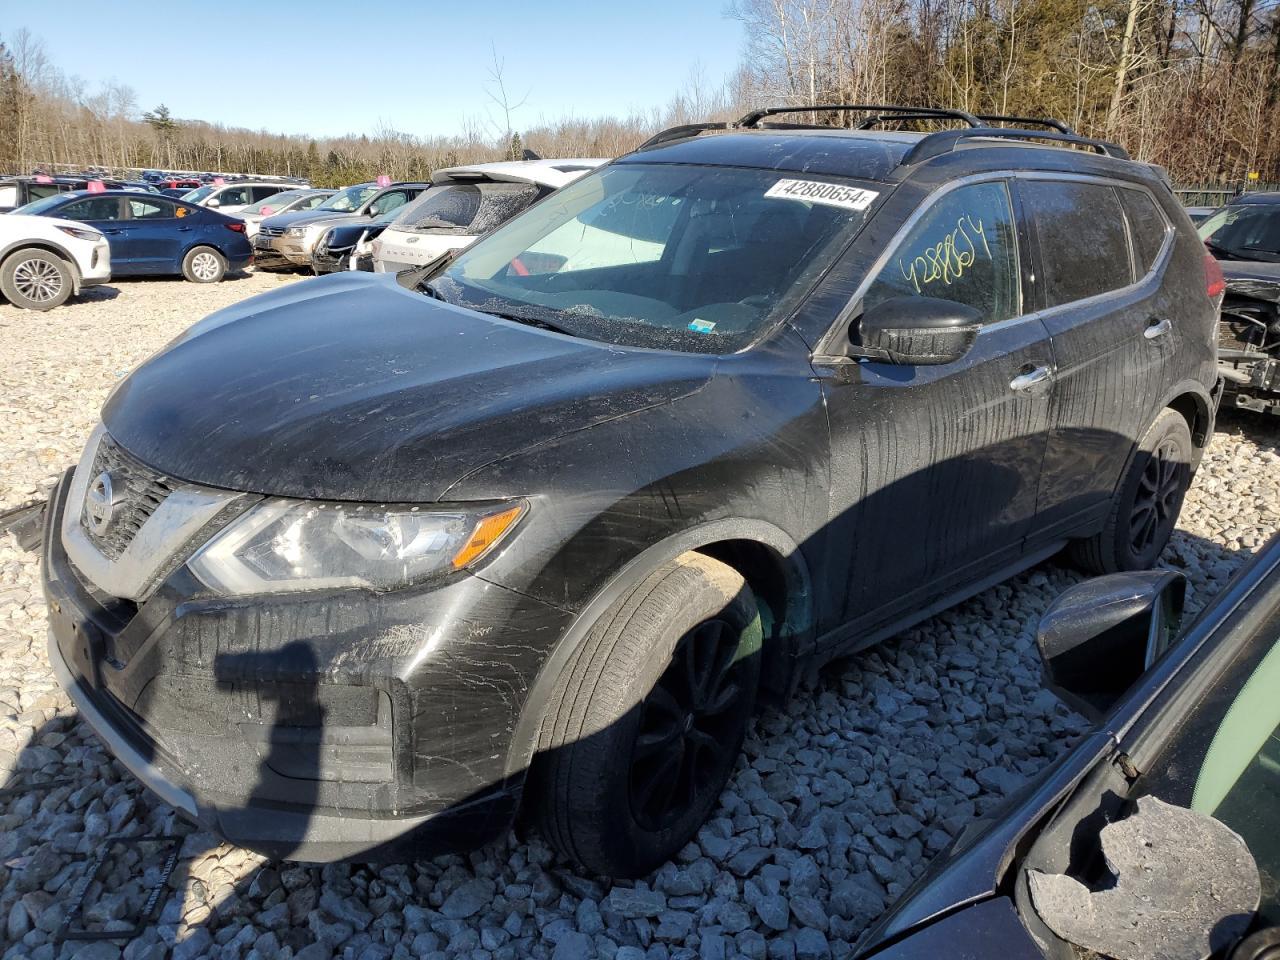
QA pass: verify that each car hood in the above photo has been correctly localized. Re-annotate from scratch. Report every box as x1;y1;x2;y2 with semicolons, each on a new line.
258;208;351;231
101;272;715;502
1222;261;1280;302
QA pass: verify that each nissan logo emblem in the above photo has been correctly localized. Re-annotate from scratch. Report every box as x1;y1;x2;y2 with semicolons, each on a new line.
85;471;123;536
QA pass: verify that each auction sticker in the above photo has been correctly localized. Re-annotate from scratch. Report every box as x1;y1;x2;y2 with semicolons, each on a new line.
765;179;878;211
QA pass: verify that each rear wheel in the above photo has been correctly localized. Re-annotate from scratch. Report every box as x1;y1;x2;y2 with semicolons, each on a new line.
1;249;72;310
1069;409;1193;573
182;246;226;283
535;553;762;877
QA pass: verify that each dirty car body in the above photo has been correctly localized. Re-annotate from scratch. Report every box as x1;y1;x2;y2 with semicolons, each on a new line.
43;109;1221;869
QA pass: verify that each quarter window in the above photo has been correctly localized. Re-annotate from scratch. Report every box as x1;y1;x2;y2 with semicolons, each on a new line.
1024;181;1133;308
1120;189;1170;275
863;180;1021;325
127;198;175;219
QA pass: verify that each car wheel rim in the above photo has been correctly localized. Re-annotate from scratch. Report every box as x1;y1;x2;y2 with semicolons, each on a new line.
191;252;218;280
12;258;62;303
629;617;749;831
1130;438;1182;554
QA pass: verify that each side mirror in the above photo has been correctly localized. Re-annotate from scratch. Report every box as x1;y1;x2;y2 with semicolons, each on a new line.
206;197;220;208
853;296;982;365
1036;571;1186;719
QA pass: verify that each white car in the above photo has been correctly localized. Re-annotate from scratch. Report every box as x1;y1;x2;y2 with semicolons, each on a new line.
234;188;335;239
0;214;111;311
180;181;305;216
372;159;606;274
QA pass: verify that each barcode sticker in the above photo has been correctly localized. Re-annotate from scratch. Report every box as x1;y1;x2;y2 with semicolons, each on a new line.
764;179;879;211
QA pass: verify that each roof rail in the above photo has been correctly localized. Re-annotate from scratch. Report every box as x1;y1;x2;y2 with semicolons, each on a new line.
902;128;1130;165
855;110;972;130
635;121;732;151
973;114;1075;134
737;104;984;129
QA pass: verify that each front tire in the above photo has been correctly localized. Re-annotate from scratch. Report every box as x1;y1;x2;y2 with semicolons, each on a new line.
0;249;72;310
1069;408;1193;573
182;246;226;283
535;553;762;877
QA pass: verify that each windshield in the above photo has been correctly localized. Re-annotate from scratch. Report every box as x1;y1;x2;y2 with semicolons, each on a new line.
319;184;376;213
182;185;213;204
243;190;306;215
1199;202;1280;262
14;193;77;216
434;163;879;353
1135;598;1280;923
392;182;538;234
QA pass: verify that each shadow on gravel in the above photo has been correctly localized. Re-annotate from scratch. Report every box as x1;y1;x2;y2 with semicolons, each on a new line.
0;523;1255;960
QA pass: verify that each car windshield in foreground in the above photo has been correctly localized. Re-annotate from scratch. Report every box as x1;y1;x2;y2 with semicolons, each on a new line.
433;163;880;353
182;185;214;203
319;185;376;213
1199;203;1280;262
1131;606;1280;925
13;193;78;216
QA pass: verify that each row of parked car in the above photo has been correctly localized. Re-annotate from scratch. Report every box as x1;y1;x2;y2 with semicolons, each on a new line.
0;159;608;309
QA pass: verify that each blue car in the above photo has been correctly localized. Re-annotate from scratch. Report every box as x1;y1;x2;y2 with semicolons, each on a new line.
13;190;253;282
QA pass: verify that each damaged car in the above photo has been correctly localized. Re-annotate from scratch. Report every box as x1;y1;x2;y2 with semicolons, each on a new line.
371;159;606;274
854;532;1280;960
1200;193;1280;415
44;105;1221;876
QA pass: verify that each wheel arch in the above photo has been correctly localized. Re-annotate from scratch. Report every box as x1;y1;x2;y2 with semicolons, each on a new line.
1160;380;1215;451
0;240;83;293
504;517;815;781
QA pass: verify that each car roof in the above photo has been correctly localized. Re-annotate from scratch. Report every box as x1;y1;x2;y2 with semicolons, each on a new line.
620;127;1147;184
1228;192;1280;204
433;158;608;189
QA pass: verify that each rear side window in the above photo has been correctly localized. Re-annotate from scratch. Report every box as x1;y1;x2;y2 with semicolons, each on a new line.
863;180;1021;325
128;198;175;219
1024;181;1133;308
1120;189;1170;275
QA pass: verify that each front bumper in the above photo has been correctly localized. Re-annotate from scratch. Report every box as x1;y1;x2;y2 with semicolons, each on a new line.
41;469;572;860
81;240;112;285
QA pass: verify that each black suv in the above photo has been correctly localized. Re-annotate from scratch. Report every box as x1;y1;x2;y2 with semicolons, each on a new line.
43;106;1222;877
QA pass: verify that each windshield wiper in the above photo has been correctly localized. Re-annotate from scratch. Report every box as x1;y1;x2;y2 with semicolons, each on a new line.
471;307;575;336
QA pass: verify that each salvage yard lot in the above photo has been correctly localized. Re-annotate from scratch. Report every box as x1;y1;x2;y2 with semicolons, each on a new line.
0;274;1278;960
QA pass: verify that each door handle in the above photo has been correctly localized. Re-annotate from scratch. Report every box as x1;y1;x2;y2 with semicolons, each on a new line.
1144;317;1172;340
101;228;123;235
1010;365;1053;392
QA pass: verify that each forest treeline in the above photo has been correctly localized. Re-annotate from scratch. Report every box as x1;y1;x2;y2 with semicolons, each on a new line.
2;0;1279;186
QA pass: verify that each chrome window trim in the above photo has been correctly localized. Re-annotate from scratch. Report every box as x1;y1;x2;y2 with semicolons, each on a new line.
61;425;247;602
815;169;1176;359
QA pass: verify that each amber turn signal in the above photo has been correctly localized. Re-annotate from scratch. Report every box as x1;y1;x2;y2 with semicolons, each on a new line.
451;504;525;569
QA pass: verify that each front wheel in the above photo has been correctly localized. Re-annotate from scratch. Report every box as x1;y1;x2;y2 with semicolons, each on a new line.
182;246;226;283
534;553;762;877
1069;408;1193;573
1;249;72;310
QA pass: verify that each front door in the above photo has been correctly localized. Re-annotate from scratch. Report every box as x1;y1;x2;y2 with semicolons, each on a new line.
58;196;131;271
818;178;1055;643
1018;177;1175;543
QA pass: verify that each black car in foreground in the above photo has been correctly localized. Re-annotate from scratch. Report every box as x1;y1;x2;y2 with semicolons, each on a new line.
857;532;1280;960
1200;193;1280;415
43;105;1222;877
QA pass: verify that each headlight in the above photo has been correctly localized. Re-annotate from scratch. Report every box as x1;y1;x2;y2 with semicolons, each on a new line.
56;225;104;242
287;226;306;237
188;498;525;595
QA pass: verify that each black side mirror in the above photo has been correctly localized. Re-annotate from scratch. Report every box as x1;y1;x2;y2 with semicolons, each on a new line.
852;296;982;365
1036;570;1186;719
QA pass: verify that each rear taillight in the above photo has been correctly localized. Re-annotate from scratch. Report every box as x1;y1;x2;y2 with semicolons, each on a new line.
1204;252;1225;298
225;221;245;233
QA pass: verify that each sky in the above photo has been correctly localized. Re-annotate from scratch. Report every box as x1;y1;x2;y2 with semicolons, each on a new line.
9;0;745;140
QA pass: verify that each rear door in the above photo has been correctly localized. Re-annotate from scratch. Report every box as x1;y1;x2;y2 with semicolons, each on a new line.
1019;176;1175;544
120;196;184;272
817;177;1056;641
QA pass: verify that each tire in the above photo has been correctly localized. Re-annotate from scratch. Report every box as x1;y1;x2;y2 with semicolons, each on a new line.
0;249;72;311
182;246;226;283
534;553;763;877
1069;408;1194;574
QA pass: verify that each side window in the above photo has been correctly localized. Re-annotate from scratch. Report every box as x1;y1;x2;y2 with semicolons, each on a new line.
217;186;250;206
128;198;175;219
0;186;15;208
371;191;410;216
863;180;1021;325
1023;181;1133;308
60;198;121;221
301;194;328;210
1119;189;1170;276
251;186;280;202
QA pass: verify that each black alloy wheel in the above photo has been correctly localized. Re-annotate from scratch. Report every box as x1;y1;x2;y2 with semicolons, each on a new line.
1130;437;1185;555
630;617;753;831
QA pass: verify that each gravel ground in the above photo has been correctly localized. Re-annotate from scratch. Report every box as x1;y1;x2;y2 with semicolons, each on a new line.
0;276;1277;960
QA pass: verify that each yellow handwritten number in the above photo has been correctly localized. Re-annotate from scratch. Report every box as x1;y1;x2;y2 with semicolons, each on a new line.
899;215;992;293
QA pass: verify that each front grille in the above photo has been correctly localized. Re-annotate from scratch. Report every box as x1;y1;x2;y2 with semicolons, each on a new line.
82;435;174;561
261;226;284;238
